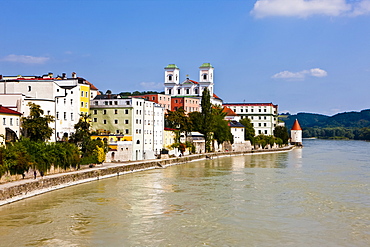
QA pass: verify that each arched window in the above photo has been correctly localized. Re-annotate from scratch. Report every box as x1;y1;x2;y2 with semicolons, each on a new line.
136;140;140;144
168;74;173;81
202;74;207;80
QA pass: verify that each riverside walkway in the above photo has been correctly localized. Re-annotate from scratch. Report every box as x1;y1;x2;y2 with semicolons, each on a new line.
0;146;294;206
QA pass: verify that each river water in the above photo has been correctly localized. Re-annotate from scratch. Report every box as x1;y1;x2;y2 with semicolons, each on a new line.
0;139;369;246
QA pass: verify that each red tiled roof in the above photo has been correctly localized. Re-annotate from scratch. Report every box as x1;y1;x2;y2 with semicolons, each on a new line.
86;80;98;90
213;93;221;99
189;79;199;84
0;106;22;115
222;106;238;116
291;119;302;130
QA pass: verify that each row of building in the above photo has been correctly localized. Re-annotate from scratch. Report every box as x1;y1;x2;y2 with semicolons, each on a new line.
0;63;280;161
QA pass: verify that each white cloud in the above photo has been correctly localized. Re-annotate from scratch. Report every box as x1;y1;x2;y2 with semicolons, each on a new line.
251;0;370;18
1;54;50;64
139;82;163;90
272;68;328;80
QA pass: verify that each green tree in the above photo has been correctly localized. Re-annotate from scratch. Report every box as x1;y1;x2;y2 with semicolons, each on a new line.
165;107;191;143
239;117;255;143
198;88;214;152
273;126;289;144
21;103;54;142
212;106;233;147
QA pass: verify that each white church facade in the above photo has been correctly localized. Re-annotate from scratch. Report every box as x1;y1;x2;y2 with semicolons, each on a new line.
164;63;222;105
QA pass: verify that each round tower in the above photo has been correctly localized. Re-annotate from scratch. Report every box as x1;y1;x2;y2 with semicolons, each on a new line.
290;119;302;146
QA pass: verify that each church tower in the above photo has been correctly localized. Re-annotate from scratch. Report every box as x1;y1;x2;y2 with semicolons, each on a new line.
164;64;180;84
290;119;302;146
199;63;214;96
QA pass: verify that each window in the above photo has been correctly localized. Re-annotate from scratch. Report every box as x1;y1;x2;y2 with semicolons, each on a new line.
203;74;207;80
86;92;88;97
178;89;181;94
114;119;118;124
10;118;13;126
259;123;261;127
85;103;88;108
195;88;198;94
93;118;97;122
71;113;74;121
264;109;267;112
16;118;19;126
125;129;129;134
103;110;107;115
114;101;118;105
116;130;120;134
125;109;129;114
109;101;112;105
64;99;66;104
81;91;84;97
56;112;59;120
64;112;67;120
57;89;59;92
28;86;31;92
264;130;268;134
264;123;267;127
104;101;108;105
259;109;262;112
47;110;50;115
168;89;172;94
103;120;107;124
93;110;97;114
71;99;73;105
81;102;84;107
186;89;190;94
114;109;118;114
125;120;129;124
152;97;155;100
94;101;98;105
2;118;5;125
168;74;173;81
126;101;130;105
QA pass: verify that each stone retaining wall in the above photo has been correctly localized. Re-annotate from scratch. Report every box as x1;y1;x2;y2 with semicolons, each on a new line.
0;147;293;205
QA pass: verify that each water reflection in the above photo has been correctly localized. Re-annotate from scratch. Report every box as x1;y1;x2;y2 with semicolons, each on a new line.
0;140;369;246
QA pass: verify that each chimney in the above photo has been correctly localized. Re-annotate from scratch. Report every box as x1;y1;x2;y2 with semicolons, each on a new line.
62;73;66;79
48;72;53;78
72;72;77;78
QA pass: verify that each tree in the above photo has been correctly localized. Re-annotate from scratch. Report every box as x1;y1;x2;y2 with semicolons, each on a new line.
212;106;233;147
239;117;255;143
165;107;191;143
273;126;289;144
198;88;214;152
21;103;54;142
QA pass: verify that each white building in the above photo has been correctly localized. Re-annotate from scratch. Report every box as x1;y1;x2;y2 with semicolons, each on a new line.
0;105;22;145
222;103;279;136
0;73;96;142
164;63;223;105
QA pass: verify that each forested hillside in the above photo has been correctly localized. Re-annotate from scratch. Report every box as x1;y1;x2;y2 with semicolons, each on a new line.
280;109;370;140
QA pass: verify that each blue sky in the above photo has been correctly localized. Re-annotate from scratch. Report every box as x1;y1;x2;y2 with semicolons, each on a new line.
1;0;370;115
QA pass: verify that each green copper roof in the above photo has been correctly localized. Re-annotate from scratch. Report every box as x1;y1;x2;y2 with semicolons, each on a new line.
199;63;213;68
165;64;179;69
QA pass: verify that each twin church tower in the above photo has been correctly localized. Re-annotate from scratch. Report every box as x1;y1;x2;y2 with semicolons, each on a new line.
164;63;220;104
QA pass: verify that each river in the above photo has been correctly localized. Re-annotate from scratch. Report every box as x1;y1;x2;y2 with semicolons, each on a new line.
0;139;369;246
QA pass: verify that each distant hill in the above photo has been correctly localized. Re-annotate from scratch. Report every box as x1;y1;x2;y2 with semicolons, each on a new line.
281;109;370;130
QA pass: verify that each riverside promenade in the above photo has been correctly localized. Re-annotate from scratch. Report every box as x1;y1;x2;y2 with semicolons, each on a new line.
0;146;294;206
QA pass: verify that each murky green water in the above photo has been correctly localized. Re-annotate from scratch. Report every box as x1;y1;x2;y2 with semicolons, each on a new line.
1;139;369;246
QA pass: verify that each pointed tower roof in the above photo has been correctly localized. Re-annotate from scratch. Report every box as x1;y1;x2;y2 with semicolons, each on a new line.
291;119;302;130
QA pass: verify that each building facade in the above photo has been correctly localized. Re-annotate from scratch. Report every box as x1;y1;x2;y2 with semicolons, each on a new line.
0;72;96;141
90;94;164;161
222;103;278;136
164;63;222;106
0;105;22;145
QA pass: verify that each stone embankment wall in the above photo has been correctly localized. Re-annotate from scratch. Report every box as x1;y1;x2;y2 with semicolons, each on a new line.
0;146;293;206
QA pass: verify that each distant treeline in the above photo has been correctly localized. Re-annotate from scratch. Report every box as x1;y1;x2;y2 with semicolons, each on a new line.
280;109;370;140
